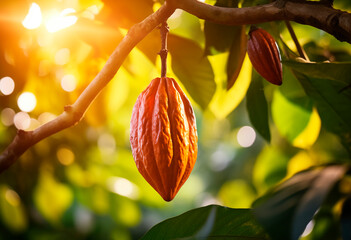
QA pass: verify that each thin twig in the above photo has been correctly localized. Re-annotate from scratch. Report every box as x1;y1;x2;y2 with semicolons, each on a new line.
159;22;170;78
174;0;351;43
284;20;309;61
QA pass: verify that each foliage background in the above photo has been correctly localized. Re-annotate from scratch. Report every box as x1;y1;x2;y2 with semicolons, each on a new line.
0;0;351;239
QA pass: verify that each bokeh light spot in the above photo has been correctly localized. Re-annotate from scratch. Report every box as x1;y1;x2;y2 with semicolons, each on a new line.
55;48;70;65
107;177;139;199
17;92;37;112
22;3;42;29
98;133;116;154
57;147;75;166
14;112;31;130
0;77;15;95
237;126;256;148
61;74;77;92
38;112;57;125
45;8;78;33
5;189;21;207
1;108;15;126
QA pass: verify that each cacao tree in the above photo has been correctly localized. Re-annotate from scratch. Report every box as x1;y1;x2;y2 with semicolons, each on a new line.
0;0;350;239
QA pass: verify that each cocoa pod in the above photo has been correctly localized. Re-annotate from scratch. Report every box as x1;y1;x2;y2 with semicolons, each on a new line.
247;27;283;85
130;77;198;201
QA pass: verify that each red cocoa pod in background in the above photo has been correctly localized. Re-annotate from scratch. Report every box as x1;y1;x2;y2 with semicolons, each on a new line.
247;27;283;85
130;77;198;201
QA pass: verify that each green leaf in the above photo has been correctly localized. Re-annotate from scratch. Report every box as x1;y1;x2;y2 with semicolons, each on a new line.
253;165;348;240
204;0;240;55
283;61;351;85
272;89;313;143
286;62;351;153
141;205;269;240
226;26;247;90
168;34;216;109
246;71;271;142
253;146;290;194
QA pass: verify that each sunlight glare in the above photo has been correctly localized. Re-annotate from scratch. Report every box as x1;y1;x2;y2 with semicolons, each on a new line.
55;48;70;65
22;3;42;29
14;112;31;130
17;92;37;112
61;74;77;92
0;77;15;95
237;126;256;148
1;108;15;126
45;8;78;33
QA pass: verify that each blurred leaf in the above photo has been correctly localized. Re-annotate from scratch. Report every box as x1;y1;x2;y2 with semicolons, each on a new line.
287;65;351;153
253;146;289;194
168;34;216;109
209;54;252;119
99;0;154;28
226;26;247;90
204;0;239;55
141;205;269;240
253;165;348;240
283;61;351;85
169;10;204;46
341;197;351;240
110;195;141;227
34;167;74;224
70;18;124;57
203;0;247;90
246;71;270;142
286;151;317;179
0;185;27;232
272;90;314;143
292;107;321;149
218;179;256;208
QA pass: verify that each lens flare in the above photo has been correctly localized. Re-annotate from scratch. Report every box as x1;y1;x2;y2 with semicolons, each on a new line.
22;3;42;29
45;8;78;33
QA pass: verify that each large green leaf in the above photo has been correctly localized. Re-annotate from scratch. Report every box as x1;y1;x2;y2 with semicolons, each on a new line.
283;61;351;85
246;71;270;142
253;165;348;240
168;34;216;109
285;61;351;153
141;205;269;240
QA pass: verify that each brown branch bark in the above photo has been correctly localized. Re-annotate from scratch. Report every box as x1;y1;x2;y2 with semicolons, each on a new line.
175;0;351;43
1;0;351;173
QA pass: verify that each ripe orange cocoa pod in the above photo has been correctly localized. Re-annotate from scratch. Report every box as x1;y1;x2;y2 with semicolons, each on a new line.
130;77;198;201
247;27;283;85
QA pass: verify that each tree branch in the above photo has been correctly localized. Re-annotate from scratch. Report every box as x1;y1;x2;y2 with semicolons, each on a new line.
1;0;351;173
0;2;175;173
175;0;351;43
